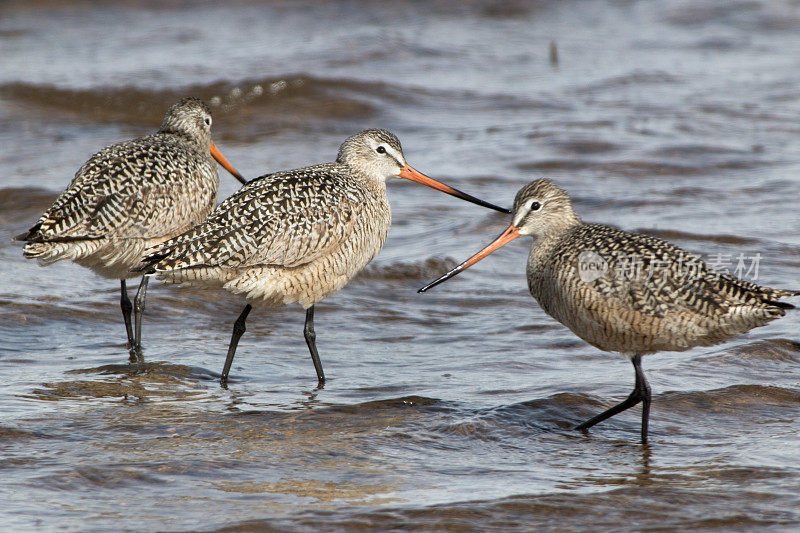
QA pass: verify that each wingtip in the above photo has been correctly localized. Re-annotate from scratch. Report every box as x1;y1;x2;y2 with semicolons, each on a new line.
14;222;44;242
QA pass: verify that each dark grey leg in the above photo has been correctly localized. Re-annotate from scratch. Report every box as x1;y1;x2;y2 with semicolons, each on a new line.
133;276;149;362
221;304;252;385
120;280;136;362
575;355;651;444
637;357;652;443
304;305;325;385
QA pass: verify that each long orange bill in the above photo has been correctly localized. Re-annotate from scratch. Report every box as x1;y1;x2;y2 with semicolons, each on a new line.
418;224;521;293
210;141;248;184
398;165;510;214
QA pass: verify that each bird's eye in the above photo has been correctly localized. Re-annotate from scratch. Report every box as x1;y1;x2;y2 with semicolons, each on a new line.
204;117;211;126
530;201;541;211
376;146;386;154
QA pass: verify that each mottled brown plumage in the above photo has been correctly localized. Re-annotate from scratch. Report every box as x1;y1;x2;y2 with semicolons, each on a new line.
16;97;246;361
139;129;510;385
146;162;392;309
420;178;798;442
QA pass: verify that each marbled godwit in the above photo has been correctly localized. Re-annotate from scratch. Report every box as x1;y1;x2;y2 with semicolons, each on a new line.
16;97;246;362
138;129;509;385
420;179;798;443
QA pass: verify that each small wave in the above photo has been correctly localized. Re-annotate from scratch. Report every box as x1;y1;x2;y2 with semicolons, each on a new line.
356;258;458;282
0;187;56;226
30;465;165;491
549;139;622;155
517;158;763;178
700;339;800;365
0;75;395;139
1;74;568;143
649;144;752;159
319;395;441;414
0;425;49;441
419;393;595;442
223;395;444;437
273;484;799;532
0;28;29;39
692;37;746;51
23;366;209;402
697;103;794;123
665;1;800;33
633;228;761;245
0;299;118;329
661;384;800;414
665;2;755;27
478;0;535;18
577;70;681;94
228;395;443;420
25;379;150;402
68;361;222;381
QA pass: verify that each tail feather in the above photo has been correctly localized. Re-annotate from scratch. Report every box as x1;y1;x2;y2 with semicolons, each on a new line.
765;300;795;310
760;287;799;311
19;234;102;244
767;288;800;298
14;223;42;242
22;239;103;264
15;220;101;245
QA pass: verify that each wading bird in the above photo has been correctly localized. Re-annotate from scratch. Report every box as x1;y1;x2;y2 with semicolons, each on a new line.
16;97;246;362
419;178;798;443
139;129;510;386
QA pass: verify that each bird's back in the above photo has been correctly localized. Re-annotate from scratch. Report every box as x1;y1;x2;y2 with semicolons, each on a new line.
142;163;392;308
18;133;219;279
527;223;798;354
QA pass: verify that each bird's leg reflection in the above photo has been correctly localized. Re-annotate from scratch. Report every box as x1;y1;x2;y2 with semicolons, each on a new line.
634;442;652;485
298;386;322;410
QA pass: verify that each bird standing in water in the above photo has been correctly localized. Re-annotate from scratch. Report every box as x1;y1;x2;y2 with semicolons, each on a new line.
420;179;798;443
139;129;509;385
16;97;246;362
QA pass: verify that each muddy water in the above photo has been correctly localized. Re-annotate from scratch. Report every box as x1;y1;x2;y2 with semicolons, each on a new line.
2;0;800;531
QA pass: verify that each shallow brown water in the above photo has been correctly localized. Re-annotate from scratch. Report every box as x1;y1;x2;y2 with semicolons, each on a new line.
2;1;800;531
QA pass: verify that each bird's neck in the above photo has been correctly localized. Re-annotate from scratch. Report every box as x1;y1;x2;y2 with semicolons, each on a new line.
349;167;388;197
536;209;581;240
159;128;209;153
528;214;581;259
